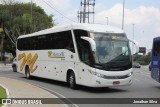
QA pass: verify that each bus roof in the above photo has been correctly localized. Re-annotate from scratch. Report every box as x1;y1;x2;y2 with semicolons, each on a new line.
18;23;124;39
153;36;160;41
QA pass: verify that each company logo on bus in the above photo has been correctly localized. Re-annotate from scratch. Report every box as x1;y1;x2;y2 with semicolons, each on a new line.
48;51;65;58
18;53;38;73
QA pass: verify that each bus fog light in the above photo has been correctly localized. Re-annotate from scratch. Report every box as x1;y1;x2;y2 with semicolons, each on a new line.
127;72;133;77
96;73;105;78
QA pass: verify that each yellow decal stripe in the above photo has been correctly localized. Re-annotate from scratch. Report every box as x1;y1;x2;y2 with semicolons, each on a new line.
29;53;38;73
18;53;27;71
18;53;38;73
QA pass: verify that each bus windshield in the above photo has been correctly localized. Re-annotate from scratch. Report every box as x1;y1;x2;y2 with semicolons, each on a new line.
93;33;132;70
153;40;160;57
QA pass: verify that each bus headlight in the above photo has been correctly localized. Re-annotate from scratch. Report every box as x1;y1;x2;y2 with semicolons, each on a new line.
95;72;105;78
127;72;133;77
90;71;105;78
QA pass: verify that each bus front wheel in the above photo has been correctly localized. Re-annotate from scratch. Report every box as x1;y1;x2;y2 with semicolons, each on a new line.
12;65;17;72
69;72;76;89
25;67;31;79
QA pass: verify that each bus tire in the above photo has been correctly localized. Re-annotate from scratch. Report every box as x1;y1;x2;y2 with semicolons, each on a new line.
25;66;31;79
69;72;76;89
12;65;17;72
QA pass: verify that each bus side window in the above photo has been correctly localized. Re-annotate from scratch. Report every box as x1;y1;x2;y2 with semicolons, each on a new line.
79;40;92;64
64;31;75;53
17;39;22;50
153;41;160;57
74;30;92;66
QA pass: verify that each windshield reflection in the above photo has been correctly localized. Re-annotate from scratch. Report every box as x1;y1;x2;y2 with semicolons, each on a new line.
93;33;131;68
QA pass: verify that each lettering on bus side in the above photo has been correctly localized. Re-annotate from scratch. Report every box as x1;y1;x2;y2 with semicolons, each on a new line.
48;51;65;58
18;53;38;73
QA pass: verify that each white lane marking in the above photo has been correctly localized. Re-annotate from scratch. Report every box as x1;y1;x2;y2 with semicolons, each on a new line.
16;76;79;107
31;84;79;107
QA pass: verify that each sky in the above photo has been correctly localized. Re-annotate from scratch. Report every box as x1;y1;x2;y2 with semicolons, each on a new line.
1;0;160;50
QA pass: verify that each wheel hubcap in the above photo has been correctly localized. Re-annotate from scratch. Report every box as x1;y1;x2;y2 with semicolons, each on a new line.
70;75;74;85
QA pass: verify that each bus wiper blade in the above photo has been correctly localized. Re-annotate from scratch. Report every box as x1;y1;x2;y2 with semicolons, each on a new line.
94;63;103;68
104;62;119;67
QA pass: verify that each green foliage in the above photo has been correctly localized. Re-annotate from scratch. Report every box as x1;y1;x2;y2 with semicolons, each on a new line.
0;86;7;106
0;2;53;34
0;1;54;58
133;52;151;65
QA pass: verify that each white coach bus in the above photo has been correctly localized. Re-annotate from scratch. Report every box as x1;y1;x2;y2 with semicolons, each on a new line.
17;23;138;89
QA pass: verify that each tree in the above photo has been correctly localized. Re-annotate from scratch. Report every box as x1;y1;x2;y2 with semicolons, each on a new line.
0;0;54;59
133;52;151;65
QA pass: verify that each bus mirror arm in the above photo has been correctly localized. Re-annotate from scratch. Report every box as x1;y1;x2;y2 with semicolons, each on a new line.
129;39;139;53
81;37;96;52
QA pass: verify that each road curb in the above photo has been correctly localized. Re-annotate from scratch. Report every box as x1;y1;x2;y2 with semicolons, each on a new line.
0;76;79;107
0;83;10;107
29;83;79;107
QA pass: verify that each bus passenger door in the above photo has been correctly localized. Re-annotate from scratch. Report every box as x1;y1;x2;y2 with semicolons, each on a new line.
73;30;94;85
76;39;93;85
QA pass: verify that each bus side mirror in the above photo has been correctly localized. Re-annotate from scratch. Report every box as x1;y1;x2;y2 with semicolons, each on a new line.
81;36;96;52
129;39;139;54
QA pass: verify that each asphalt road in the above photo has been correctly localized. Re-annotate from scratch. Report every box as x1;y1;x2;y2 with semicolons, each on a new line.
0;66;160;107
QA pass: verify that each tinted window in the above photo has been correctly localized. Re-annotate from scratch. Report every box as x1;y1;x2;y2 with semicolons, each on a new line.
17;30;75;52
74;30;93;65
153;41;160;57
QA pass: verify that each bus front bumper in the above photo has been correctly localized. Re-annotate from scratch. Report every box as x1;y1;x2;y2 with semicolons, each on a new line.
89;74;132;87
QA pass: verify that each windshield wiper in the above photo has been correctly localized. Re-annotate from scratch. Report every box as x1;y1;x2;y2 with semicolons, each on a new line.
105;61;132;68
94;63;103;68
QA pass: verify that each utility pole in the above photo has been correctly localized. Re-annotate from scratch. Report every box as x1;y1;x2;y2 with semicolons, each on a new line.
77;11;80;23
0;33;4;61
0;20;4;61
31;0;33;23
133;24;135;40
122;0;125;30
78;0;95;23
83;0;87;23
106;17;108;25
30;0;33;33
132;24;135;56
